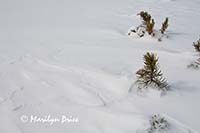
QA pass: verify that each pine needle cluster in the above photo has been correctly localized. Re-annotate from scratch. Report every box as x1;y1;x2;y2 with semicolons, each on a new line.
160;17;169;34
138;11;155;35
148;114;169;133
193;38;200;52
135;52;169;91
138;11;151;25
146;19;155;35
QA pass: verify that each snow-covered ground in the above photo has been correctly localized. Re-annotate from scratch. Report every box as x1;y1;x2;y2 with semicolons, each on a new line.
0;0;200;132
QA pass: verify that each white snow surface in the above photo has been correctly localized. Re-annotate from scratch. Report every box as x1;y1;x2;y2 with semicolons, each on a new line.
0;0;200;133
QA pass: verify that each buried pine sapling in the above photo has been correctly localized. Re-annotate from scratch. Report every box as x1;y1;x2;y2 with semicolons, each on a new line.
127;11;153;37
160;17;169;34
193;38;200;52
138;11;152;25
139;11;155;35
135;52;169;91
146;19;155;35
138;11;155;35
188;38;200;69
148;114;169;133
128;11;169;41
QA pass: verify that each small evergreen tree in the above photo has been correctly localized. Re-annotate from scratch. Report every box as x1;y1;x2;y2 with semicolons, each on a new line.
160;17;169;34
193;38;200;52
135;52;169;91
146;19;155;35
